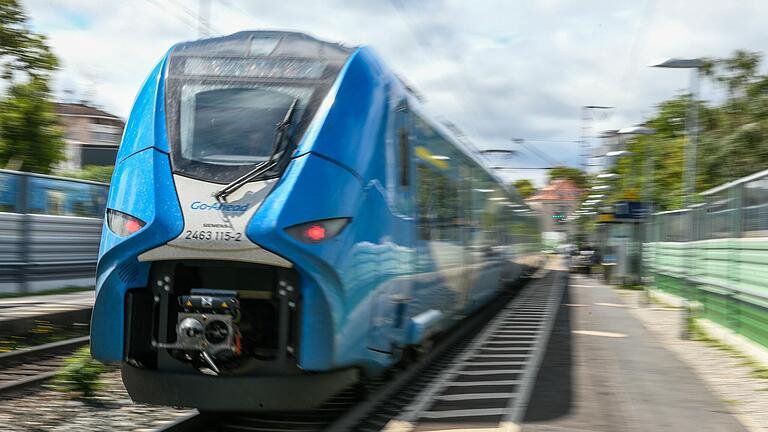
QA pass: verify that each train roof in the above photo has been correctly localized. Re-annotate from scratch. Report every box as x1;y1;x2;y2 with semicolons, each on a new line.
170;31;355;64
168;31;527;208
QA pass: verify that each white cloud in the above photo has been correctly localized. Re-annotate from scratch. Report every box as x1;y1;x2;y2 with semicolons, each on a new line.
18;0;768;180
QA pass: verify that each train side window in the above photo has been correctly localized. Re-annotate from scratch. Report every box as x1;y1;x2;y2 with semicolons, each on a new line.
416;164;460;242
417;164;432;240
398;127;410;188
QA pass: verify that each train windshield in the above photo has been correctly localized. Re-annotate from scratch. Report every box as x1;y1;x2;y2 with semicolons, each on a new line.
179;85;311;166
166;32;353;183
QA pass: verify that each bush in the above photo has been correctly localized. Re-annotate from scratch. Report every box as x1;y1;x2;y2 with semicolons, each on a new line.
60;165;114;183
53;346;107;397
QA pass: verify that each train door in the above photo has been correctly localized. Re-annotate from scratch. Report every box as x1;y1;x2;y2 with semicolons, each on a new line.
368;100;413;354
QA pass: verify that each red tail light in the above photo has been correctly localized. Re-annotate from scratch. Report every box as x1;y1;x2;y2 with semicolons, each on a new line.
285;218;351;244
107;209;146;237
305;225;327;241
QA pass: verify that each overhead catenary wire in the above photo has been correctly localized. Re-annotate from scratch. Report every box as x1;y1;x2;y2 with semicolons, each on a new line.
217;0;266;28
514;139;565;167
513;138;581;144
390;0;591;182
143;0;220;37
387;0;506;173
168;0;222;36
614;0;658;114
210;0;549;181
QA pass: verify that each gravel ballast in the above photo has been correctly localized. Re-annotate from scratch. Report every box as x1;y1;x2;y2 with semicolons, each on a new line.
0;369;191;431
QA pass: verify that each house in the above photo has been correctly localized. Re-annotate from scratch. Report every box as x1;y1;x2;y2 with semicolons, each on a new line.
525;178;582;245
54;102;125;171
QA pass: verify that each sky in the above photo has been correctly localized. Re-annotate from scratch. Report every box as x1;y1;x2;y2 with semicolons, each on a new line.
20;0;768;185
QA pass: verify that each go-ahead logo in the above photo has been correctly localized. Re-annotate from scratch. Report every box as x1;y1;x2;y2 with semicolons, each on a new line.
190;201;249;212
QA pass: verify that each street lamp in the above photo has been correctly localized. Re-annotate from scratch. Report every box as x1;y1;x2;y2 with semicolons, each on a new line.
617;126;656;135
597;173;619;179
480;149;517;156
490;166;554;170
653;58;704;207
606;150;633;157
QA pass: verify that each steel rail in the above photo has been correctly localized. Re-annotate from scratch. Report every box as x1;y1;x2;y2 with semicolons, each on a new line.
0;335;91;394
154;269;565;432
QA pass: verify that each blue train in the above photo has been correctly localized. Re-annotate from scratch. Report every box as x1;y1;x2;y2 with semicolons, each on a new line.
91;31;543;411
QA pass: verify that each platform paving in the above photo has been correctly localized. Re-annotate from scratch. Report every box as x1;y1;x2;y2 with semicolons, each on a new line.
0;291;94;323
522;273;748;432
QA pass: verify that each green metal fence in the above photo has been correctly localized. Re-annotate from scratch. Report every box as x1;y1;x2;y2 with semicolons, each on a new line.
645;169;768;349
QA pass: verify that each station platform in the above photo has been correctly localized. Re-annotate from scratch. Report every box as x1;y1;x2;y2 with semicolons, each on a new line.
523;274;748;432
0;291;94;323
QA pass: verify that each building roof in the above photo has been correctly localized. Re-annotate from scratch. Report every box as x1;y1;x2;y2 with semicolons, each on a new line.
54;103;123;122
526;179;582;202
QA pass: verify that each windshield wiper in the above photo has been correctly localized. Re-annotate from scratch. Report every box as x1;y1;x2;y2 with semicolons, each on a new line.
213;97;299;203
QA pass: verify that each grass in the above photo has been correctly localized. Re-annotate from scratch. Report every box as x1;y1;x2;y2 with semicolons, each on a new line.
52;346;107;398
0;286;93;299
690;318;738;352
0;319;90;353
648;290;678;308
745;363;768;380
644;285;768;383
689;317;768;381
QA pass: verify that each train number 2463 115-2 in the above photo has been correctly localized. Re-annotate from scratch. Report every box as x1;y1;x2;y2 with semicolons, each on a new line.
184;230;242;242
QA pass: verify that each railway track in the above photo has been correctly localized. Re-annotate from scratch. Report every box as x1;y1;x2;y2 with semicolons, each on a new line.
0;336;90;394
157;269;566;432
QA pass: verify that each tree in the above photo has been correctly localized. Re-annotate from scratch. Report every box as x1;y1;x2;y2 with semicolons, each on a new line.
512;179;535;199
0;78;64;173
0;0;64;173
604;50;768;211
702;50;761;99
548;166;588;189
0;0;58;80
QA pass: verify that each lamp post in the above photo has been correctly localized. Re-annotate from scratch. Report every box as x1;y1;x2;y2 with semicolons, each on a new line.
653;58;704;207
653;58;704;339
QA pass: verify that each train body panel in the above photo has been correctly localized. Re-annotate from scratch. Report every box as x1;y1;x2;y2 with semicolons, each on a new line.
92;147;183;361
91;30;543;411
116;55;171;162
293;48;389;179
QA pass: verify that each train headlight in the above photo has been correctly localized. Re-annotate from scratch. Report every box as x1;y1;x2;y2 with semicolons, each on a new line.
106;209;146;237
204;320;230;344
178;317;205;345
285;217;351;243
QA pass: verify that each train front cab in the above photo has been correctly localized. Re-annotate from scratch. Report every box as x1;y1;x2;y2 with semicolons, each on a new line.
92;31;542;412
93;32;366;411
